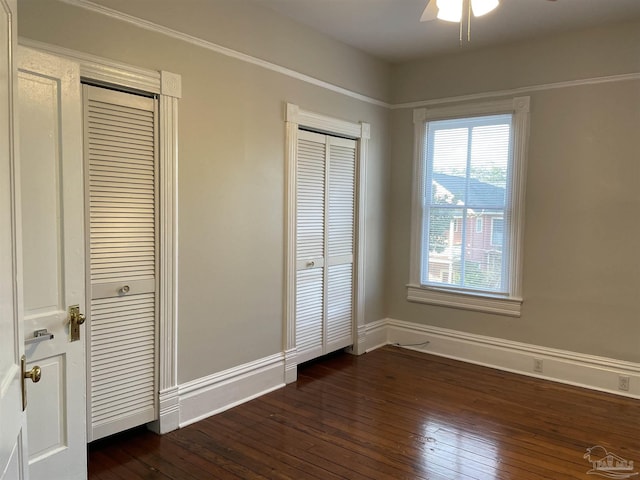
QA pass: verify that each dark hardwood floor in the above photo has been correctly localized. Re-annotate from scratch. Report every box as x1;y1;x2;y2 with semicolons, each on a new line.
89;346;640;479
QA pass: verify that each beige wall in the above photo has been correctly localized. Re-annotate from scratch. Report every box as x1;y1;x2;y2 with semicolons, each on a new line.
18;0;640;382
391;19;640;105
52;0;392;103
387;22;640;362
18;0;389;383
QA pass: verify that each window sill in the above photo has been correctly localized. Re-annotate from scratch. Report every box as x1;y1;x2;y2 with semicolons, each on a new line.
406;285;522;317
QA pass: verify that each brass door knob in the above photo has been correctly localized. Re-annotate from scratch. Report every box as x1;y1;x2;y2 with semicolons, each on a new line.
24;365;41;383
69;304;86;341
21;355;42;410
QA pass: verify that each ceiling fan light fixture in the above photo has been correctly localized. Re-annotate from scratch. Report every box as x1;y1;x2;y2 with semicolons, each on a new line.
436;0;463;22
470;0;499;17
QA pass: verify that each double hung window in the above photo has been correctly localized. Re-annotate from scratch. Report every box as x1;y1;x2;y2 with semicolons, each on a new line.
408;97;530;316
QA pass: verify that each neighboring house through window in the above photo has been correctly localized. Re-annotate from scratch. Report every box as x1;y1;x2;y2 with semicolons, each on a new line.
408;97;530;316
491;218;504;247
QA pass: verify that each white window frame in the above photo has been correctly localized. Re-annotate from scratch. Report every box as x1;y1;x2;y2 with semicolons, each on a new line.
408;97;530;317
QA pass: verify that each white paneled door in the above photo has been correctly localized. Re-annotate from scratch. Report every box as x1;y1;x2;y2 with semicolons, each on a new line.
18;47;87;480
84;85;158;441
296;130;356;364
0;1;27;479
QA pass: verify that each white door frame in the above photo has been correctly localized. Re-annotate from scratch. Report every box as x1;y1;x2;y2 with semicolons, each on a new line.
284;102;370;383
18;37;181;434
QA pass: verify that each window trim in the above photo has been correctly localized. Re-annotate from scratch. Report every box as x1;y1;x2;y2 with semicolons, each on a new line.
408;97;530;317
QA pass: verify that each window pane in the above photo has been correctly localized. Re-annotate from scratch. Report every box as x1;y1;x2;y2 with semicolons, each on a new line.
469;120;511;206
430;126;468;204
423;114;512;294
464;210;504;290
424;207;463;287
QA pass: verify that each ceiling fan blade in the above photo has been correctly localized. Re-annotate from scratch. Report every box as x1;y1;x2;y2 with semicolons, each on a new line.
420;0;439;22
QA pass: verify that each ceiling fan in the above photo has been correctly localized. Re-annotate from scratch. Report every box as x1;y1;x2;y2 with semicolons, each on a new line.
420;0;556;43
421;0;499;23
421;0;557;23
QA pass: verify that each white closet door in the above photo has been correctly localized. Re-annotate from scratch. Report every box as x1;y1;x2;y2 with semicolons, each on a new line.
295;130;356;364
326;137;356;351
19;47;88;480
295;130;325;364
84;85;158;441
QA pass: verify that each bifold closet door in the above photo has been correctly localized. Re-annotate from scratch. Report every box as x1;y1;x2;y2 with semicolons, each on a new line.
84;84;158;441
295;130;356;364
325;137;356;353
296;131;326;364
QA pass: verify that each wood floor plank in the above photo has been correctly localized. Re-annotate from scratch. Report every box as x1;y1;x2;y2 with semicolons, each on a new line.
89;346;640;479
212;406;359;479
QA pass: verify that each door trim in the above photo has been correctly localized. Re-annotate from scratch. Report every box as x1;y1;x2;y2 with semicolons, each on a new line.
18;37;181;434
284;102;370;383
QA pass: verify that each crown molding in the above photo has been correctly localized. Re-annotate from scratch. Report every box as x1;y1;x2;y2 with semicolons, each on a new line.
51;0;640;111
58;0;390;108
392;72;640;110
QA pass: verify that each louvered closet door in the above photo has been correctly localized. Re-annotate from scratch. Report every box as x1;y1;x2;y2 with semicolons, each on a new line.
296;130;326;364
326;137;356;352
295;130;356;364
84;85;158;441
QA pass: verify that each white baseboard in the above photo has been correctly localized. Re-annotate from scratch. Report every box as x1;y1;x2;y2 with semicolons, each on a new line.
177;353;285;428
364;319;389;352
284;348;297;384
171;318;640;431
148;386;180;434
368;318;640;399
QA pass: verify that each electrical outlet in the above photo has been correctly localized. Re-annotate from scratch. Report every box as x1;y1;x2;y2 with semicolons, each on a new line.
618;375;630;392
533;358;543;373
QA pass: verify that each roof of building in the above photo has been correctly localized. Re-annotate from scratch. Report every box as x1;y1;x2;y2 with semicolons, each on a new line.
433;173;505;208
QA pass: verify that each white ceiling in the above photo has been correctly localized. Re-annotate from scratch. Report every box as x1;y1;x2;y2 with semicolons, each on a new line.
258;0;640;63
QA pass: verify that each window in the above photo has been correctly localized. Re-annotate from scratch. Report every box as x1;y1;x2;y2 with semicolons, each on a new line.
408;97;530;316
